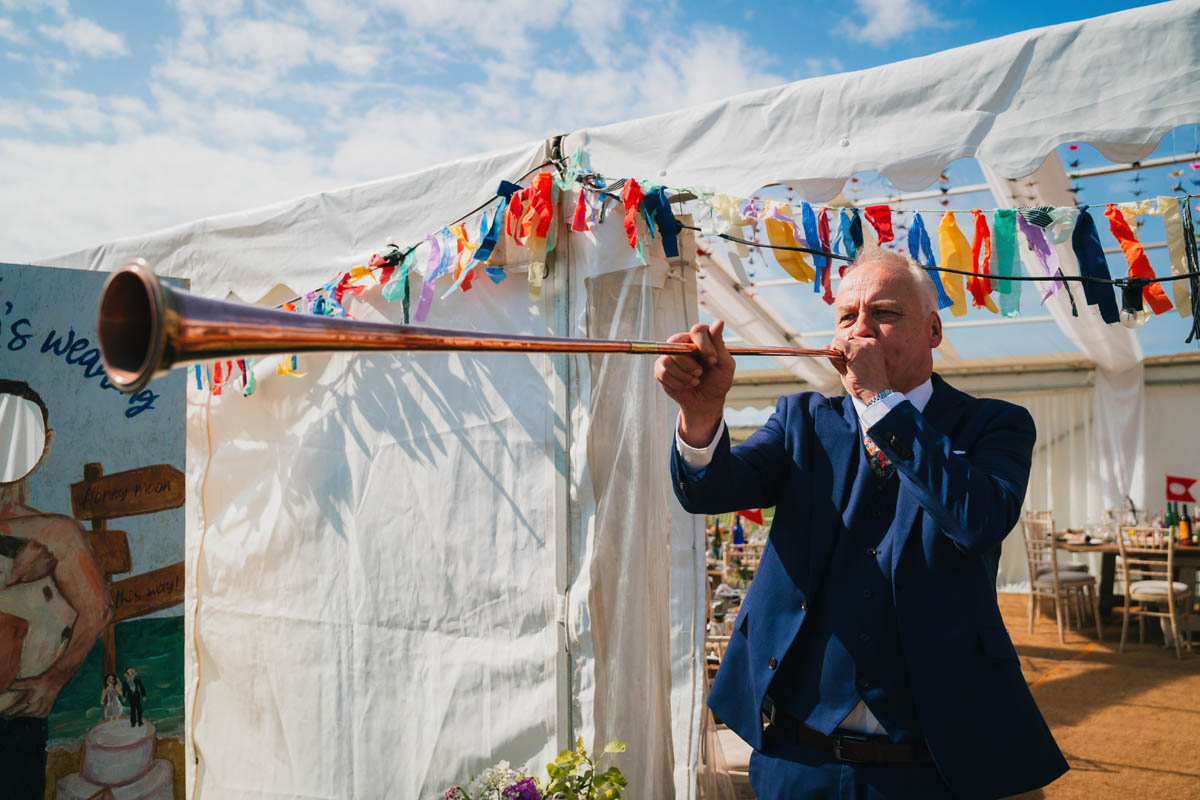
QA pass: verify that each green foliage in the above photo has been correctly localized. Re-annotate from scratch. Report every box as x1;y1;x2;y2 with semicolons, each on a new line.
728;556;753;586
542;738;628;800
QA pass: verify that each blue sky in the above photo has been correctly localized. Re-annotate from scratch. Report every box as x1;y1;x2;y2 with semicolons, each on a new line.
0;0;1166;263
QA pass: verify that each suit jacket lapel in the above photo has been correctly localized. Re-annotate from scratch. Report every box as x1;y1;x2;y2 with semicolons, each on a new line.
889;374;968;576
812;396;860;588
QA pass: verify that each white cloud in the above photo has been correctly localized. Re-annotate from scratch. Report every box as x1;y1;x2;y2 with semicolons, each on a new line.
0;0;68;13
0;17;28;43
0;135;332;262
37;15;128;57
0;3;803;264
215;18;312;72
838;0;950;45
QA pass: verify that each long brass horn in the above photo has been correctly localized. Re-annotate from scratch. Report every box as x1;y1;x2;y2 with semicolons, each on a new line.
97;259;842;394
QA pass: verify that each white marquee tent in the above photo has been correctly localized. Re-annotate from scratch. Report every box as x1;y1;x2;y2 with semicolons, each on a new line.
41;1;1200;796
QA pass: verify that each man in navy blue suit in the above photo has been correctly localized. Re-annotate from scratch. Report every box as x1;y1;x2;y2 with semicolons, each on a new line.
657;250;1067;798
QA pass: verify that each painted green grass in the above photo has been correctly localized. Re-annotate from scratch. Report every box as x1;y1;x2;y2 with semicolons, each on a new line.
48;615;184;746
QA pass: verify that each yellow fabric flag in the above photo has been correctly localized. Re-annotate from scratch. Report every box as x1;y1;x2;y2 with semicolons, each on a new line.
936;212;971;317
1150;196;1192;318
763;204;815;283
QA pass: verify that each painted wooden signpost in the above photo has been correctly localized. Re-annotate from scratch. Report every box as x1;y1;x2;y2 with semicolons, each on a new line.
70;462;185;676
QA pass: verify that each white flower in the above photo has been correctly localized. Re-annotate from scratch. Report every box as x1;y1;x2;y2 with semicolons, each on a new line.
466;760;524;799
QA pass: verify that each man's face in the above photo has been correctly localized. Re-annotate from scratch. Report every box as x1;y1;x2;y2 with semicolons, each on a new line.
833;260;942;393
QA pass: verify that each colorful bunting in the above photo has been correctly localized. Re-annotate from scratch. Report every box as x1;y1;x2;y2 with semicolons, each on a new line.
1104;204;1173;315
991;209;1022;318
908;213;952;310
968;209;995;310
863;205;894;244
1150;196;1192;318
1071;208;1121;324
936;212;972;317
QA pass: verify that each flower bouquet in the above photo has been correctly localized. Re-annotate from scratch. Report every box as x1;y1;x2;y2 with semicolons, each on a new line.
443;739;626;800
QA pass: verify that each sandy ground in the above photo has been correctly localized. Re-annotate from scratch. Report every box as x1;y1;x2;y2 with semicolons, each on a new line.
717;591;1200;798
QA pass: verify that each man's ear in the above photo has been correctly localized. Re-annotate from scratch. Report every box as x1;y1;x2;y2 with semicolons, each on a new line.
929;313;943;349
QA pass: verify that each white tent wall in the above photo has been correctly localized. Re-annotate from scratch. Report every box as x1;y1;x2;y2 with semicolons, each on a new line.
42;158;710;797
957;372;1200;590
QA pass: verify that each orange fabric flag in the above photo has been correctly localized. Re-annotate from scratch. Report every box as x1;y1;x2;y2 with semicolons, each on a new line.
1104;204;1172;315
968;208;994;309
621;179;646;250
571;187;590;232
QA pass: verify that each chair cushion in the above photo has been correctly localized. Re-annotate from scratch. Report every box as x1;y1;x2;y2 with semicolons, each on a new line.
1034;571;1093;587
1037;563;1088;575
1129;580;1190;600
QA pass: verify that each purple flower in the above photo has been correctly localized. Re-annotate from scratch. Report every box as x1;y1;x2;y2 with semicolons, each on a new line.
443;787;464;799
502;777;541;800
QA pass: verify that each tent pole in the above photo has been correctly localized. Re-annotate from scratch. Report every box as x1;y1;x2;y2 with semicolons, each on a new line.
548;161;574;753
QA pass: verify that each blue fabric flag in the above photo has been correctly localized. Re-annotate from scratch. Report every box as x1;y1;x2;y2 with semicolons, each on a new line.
907;213;953;310
1070;207;1120;324
642;187;680;258
801;202;825;293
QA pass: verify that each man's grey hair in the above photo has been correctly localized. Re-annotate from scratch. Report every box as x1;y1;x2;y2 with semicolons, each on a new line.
842;246;939;314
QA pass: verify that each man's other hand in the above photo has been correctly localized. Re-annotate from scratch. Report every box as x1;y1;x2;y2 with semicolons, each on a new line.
655;320;735;446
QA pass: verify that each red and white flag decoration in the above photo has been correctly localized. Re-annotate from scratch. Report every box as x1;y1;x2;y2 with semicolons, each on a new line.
737;509;764;525
1166;475;1197;503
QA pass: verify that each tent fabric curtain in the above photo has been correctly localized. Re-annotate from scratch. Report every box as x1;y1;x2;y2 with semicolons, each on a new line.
183;281;564;797
583;259;703;799
984;387;1098;590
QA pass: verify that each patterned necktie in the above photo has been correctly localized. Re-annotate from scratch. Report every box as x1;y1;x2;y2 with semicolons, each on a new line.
863;434;895;480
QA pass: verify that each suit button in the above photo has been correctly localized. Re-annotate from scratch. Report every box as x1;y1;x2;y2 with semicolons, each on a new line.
768;657;778;670
867;547;877;556
800;599;807;611
862;590;872;599
859;632;870;642
677;481;687;491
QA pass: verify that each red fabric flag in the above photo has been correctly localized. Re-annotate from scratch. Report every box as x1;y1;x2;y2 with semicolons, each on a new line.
571;188;590;233
1167;475;1197;503
737;509;764;525
506;188;525;244
529;172;555;238
818;208;834;304
621;178;646;250
966;208;994;308
1104;204;1173;315
863;205;894;243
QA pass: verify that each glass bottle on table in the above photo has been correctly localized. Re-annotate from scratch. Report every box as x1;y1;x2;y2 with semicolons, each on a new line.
1165;503;1176;531
1181;504;1193;545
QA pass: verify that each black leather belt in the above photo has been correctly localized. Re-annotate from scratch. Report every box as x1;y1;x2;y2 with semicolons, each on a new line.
762;695;933;765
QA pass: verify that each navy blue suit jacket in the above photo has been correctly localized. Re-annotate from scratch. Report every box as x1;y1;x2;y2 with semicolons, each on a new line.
672;374;1067;799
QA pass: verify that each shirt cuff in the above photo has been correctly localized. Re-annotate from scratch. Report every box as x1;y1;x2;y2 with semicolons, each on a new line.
860;390;907;429
675;414;726;471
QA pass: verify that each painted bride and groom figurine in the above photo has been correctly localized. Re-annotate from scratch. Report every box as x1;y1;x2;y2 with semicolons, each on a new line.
100;667;147;726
